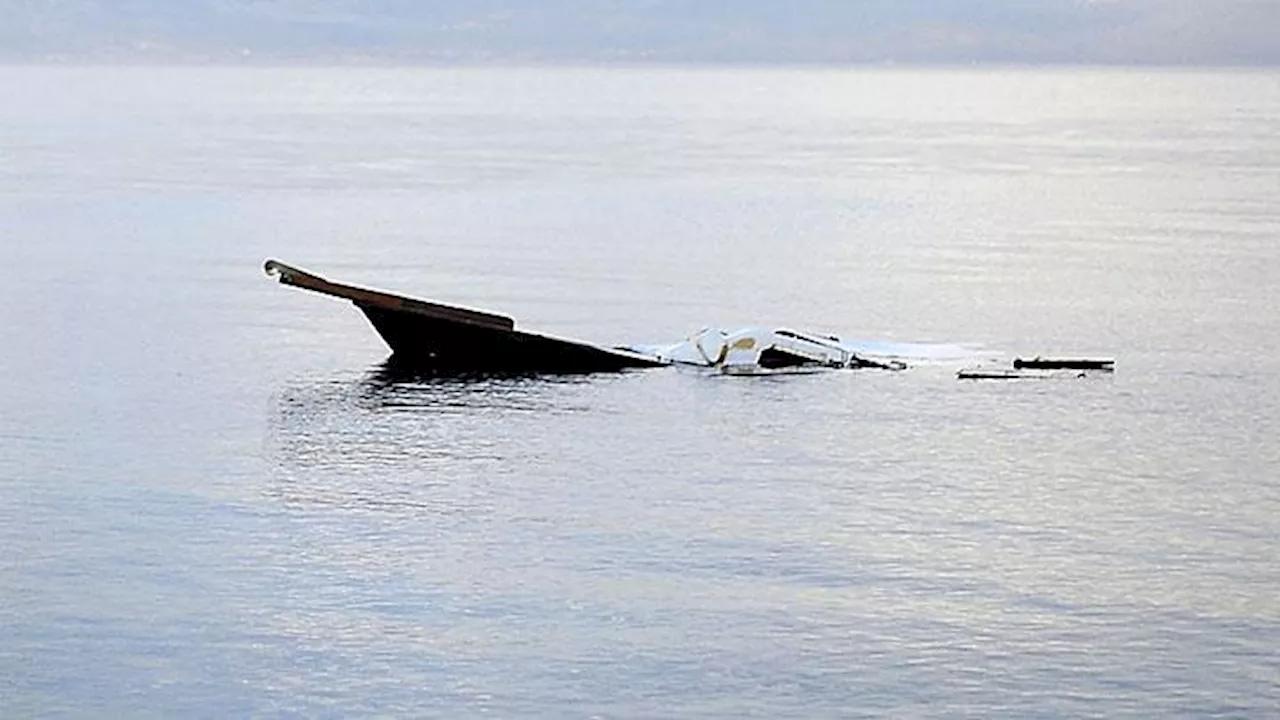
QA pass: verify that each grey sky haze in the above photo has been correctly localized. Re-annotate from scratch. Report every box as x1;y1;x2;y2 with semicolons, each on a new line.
2;0;1279;64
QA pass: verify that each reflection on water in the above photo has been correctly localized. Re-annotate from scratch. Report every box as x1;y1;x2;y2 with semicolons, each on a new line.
362;358;606;410
253;355;1280;717
266;363;612;516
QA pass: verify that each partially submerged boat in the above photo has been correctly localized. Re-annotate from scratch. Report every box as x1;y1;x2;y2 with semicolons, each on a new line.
264;260;907;375
265;260;662;373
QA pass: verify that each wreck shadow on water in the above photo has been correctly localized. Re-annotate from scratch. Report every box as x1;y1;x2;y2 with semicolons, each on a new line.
368;354;640;387
260;359;642;517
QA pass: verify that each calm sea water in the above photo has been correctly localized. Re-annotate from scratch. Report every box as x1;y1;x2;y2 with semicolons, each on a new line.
1;66;1278;717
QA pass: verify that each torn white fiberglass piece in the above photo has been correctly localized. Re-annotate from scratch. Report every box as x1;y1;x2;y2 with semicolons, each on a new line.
620;327;912;374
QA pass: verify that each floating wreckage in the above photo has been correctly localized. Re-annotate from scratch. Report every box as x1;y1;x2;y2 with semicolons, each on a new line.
958;357;1115;380
265;260;1112;378
1013;357;1115;371
264;260;909;375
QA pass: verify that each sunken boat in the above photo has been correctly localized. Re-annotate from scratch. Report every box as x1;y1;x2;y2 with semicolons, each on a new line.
264;259;907;375
264;260;663;373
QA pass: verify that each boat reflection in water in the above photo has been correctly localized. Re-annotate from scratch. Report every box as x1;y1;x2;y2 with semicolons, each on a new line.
265;366;601;518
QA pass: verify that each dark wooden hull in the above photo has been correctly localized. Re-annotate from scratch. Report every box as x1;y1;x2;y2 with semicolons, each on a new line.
266;260;664;374
358;304;660;373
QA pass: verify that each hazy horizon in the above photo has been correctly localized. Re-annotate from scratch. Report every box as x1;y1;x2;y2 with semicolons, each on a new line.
4;0;1280;66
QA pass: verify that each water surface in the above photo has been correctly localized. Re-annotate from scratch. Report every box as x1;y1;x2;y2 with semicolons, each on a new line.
1;66;1278;717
